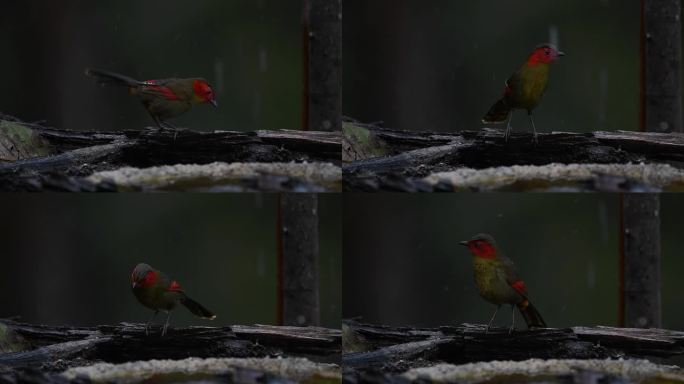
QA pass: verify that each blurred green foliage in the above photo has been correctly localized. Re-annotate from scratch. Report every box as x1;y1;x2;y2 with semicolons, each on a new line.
0;194;341;329
0;0;302;132
344;0;640;133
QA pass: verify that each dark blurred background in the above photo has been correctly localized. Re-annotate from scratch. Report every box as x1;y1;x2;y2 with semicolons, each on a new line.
343;0;640;133
343;194;684;332
0;1;302;132
0;194;341;329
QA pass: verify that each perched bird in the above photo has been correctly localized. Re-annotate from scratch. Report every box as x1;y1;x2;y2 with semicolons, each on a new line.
130;263;216;336
85;68;217;129
482;44;565;143
459;234;546;333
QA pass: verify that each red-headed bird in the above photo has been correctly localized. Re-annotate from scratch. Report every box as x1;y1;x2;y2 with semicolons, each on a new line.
460;234;546;333
130;263;216;336
85;68;217;129
482;44;564;143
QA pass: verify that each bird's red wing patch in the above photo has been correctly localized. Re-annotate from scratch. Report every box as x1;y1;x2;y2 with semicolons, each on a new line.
142;82;180;101
136;270;158;288
510;280;527;295
168;280;183;292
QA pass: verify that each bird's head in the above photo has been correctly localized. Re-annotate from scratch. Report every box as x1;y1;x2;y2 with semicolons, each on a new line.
459;233;498;259
131;263;157;290
192;79;218;107
527;44;565;65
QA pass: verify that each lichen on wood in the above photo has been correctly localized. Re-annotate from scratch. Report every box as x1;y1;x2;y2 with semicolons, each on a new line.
423;163;684;192
0;118;55;162
86;162;342;192
61;357;341;383
401;358;683;383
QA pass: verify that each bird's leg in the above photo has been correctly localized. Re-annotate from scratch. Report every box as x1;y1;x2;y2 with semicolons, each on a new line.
158;121;179;142
162;311;171;337
528;112;538;144
486;305;501;334
504;112;513;142
147;112;164;131
509;305;515;334
146;310;158;336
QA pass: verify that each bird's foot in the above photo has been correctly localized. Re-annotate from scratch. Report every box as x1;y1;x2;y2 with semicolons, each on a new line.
158;121;177;130
508;326;514;335
156;122;180;143
532;132;539;145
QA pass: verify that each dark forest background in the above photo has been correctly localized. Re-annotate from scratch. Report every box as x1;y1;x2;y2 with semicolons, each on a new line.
343;0;640;134
0;1;302;132
0;194;341;328
1;1;643;134
343;194;684;332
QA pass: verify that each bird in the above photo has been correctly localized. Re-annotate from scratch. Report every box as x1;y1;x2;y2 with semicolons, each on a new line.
130;263;216;336
482;44;565;144
85;68;217;130
459;234;546;333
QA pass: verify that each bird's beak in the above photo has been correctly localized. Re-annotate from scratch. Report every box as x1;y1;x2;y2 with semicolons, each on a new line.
558;51;566;57
459;241;469;247
210;99;218;107
132;282;137;289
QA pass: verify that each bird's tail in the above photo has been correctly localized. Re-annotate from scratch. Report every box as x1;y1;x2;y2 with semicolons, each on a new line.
517;299;546;328
482;98;511;124
85;68;142;87
181;296;217;320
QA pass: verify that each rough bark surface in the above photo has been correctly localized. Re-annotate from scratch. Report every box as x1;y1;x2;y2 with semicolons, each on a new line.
343;122;684;192
621;194;662;328
280;194;321;327
0;320;341;382
0;120;342;191
342;321;684;368
643;0;683;133
343;320;684;374
304;0;342;132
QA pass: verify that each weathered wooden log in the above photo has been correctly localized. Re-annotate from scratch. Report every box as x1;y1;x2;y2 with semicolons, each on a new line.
343;320;684;371
0;320;341;370
0;118;342;191
342;122;684;192
344;123;684;169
